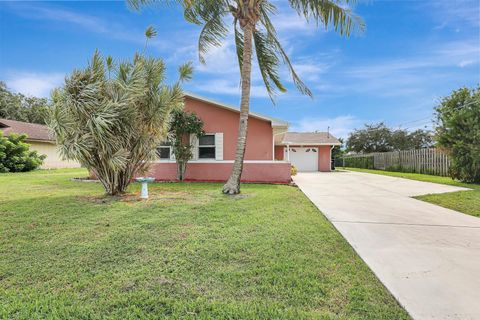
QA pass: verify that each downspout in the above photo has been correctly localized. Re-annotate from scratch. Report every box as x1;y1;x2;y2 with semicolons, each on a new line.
330;145;335;171
272;130;288;161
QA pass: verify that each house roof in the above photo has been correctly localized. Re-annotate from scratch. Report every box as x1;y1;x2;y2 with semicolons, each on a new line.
184;92;289;127
281;132;341;146
0;119;53;142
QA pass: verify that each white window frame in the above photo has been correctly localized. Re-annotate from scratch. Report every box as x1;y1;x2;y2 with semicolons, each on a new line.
198;134;216;159
157;142;173;161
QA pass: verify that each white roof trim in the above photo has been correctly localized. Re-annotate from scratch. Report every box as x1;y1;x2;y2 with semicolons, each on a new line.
184;92;289;127
281;142;342;146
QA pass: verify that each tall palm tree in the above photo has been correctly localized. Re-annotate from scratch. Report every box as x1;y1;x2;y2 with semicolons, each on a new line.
128;0;364;194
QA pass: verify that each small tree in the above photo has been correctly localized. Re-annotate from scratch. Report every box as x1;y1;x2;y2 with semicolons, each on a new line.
435;86;480;183
49;51;192;195
0;132;45;173
168;110;204;180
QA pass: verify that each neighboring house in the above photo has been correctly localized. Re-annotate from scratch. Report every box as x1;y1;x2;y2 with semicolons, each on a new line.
147;93;341;183
0;118;80;169
275;132;341;172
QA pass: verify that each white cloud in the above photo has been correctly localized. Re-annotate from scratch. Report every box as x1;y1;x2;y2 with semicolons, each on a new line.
5;72;65;97
458;60;476;68
425;0;480;29
312;38;480;100
290;62;331;82
291;115;361;138
271;12;312;33
192;79;269;98
196;41;239;75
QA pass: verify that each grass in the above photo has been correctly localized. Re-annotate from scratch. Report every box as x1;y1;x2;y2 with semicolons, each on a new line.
343;167;479;217
0;169;409;319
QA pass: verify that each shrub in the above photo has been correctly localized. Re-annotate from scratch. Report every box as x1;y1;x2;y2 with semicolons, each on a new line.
0;132;45;172
435;86;480;183
342;155;374;169
291;165;298;176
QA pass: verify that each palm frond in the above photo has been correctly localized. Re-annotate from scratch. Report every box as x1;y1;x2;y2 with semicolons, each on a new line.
253;29;286;102
288;0;365;35
178;61;194;82
233;19;244;75
145;25;158;39
257;6;312;98
197;12;229;64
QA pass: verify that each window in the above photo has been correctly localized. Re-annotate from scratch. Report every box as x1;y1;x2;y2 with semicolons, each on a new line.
157;141;171;160
199;134;215;159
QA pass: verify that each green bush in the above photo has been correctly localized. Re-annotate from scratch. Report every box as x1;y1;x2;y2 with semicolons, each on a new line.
435;86;480;183
291;165;298;176
0;132;45;173
342;155;374;169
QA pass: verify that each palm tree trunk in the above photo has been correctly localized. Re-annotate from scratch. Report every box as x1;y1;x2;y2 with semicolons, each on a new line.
223;23;254;195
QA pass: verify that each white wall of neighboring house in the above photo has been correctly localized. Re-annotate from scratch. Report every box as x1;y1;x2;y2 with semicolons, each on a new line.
28;140;81;169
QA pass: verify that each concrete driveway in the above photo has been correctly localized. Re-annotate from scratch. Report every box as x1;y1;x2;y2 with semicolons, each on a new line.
293;171;480;320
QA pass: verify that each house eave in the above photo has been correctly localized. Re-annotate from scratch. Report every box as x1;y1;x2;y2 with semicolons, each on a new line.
184;92;289;128
279;142;342;146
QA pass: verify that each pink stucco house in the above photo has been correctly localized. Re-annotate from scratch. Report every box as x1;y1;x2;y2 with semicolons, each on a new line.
146;93;341;183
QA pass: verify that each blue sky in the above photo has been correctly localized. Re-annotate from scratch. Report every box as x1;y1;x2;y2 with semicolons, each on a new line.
1;0;479;138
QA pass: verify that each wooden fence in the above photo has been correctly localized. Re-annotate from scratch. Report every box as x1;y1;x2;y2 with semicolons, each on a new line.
339;148;451;176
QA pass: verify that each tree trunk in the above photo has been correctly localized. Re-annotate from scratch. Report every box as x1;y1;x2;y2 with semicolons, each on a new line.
223;23;254;195
177;160;186;181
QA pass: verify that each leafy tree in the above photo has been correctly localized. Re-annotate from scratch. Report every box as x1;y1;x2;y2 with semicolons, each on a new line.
346;122;433;153
0;132;45;172
347;122;392;153
128;0;364;194
0;82;50;124
331;137;345;159
390;128;433;150
49;50;192;195
167;110;204;181
435;86;480;183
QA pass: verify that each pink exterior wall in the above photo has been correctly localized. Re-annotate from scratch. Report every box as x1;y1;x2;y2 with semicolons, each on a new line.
273;145;332;172
185;97;273;160
274;146;284;160
318;145;332;172
145;162;292;184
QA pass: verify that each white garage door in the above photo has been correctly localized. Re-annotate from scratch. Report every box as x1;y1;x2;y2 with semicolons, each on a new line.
286;147;318;171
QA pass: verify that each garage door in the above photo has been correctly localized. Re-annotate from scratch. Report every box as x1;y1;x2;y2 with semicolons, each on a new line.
285;147;318;171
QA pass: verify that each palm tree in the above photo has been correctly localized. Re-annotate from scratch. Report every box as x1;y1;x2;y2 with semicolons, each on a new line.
49;50;192;195
128;0;364;194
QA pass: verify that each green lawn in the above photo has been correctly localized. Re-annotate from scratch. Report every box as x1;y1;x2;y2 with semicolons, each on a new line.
343;167;479;217
0;169;409;319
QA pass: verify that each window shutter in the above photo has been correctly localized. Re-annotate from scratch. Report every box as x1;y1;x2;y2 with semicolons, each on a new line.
191;134;199;160
215;133;224;160
170;146;175;160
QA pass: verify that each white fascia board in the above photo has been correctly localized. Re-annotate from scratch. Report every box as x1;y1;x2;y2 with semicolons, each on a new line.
279;142;342;146
184;92;289;127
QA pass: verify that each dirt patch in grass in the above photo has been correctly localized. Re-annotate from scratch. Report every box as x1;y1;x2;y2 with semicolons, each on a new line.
77;191;217;206
224;193;254;200
77;195;120;204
